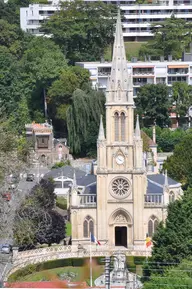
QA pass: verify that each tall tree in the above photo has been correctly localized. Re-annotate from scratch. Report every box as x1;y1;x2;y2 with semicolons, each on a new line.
164;132;192;187
14;178;65;248
145;188;192;280
42;0;117;63
66;87;105;156
171;82;192;126
135;84;171;127
139;15;192;60
48;66;90;134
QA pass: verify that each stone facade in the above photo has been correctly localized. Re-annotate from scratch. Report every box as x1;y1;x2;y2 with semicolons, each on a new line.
25;122;70;165
70;11;182;247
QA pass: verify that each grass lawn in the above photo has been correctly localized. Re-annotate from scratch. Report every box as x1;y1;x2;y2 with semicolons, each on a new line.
17;265;104;285
66;222;71;236
104;41;145;61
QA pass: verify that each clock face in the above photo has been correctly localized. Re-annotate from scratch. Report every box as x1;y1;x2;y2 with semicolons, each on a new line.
116;155;125;165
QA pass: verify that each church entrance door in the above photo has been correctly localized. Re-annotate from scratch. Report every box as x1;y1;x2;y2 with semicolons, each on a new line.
115;226;127;247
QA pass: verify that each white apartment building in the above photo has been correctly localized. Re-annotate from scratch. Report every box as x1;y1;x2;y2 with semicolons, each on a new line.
20;0;192;40
75;53;192;128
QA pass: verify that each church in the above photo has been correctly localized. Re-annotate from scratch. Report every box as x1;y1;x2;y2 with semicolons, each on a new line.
69;11;182;247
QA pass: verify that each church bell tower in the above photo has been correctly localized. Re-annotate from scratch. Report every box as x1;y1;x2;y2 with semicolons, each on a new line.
96;10;147;247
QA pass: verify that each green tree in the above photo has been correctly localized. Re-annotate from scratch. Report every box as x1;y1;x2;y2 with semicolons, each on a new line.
171;82;192;126
164;132;192;187
20;37;67;120
135;84;171;127
42;0;117;63
48;66;90;133
14;178;65;248
66;88;105;156
143;126;186;152
148;188;192;272
139;15;192;60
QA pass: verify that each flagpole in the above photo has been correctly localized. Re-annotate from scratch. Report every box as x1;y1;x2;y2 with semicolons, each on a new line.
90;233;93;287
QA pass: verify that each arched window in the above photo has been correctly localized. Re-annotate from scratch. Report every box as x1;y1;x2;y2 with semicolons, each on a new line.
83;216;94;238
114;112;119;141
120;112;125;141
148;216;159;237
148;220;153;237
169;191;175;203
83;220;88;238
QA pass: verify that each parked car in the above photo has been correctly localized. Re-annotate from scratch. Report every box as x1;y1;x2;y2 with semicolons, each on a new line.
1;244;12;254
8;175;19;189
26;173;35;182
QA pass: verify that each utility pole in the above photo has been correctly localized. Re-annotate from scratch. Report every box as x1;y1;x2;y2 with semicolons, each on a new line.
105;256;111;289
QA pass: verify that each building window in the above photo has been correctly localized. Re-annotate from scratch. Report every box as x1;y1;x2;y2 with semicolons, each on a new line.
83;215;94;238
148;215;159;237
169;191;175;203
114;112;119;141
120;112;125;141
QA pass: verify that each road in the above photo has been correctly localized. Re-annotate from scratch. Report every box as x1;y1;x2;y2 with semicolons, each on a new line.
0;166;50;281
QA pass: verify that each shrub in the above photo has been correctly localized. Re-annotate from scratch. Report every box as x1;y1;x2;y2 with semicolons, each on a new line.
56;197;67;210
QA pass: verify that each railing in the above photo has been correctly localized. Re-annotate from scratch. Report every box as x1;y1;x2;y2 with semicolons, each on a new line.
98;71;111;76
79;194;97;207
144;194;163;206
168;69;188;75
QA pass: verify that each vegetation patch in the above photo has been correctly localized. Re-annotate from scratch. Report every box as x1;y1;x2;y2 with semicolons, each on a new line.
104;42;144;61
66;222;71;236
56;197;67;211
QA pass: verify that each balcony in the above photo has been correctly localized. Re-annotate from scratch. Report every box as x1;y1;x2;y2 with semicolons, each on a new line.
168;68;188;75
79;194;96;207
98;69;111;77
144;194;163;207
133;68;154;75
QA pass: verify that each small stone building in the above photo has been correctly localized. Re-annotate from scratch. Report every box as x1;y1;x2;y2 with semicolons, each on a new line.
25;121;70;165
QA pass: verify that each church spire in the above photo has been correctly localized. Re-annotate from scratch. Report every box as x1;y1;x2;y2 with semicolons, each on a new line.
98;115;105;141
135;114;141;139
106;9;134;104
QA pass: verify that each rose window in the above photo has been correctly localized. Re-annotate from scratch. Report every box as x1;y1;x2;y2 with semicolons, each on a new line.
110;178;130;199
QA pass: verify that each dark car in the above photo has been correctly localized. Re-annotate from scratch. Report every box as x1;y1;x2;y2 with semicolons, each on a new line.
26;173;35;182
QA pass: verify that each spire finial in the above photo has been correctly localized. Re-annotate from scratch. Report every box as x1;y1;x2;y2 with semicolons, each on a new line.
135;114;141;139
73;169;77;189
98;115;105;141
164;169;169;188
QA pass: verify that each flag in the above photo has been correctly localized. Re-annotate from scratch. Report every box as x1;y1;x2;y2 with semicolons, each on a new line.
90;233;101;245
146;237;152;248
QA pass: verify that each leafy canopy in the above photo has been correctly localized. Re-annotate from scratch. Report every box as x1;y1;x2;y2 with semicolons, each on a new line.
135;84;171;127
42;0;117;63
66;87;105;156
139;15;192;60
164;131;192;187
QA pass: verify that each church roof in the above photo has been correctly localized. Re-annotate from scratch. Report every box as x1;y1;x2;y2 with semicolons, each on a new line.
83;183;97;195
147;179;163;195
44;166;86;180
147;174;179;186
76;174;96;186
141;131;156;147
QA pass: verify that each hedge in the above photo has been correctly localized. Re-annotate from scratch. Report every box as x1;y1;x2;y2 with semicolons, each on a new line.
8;257;102;282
